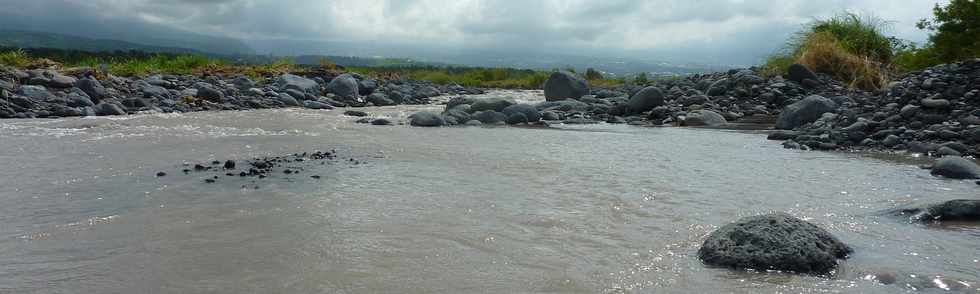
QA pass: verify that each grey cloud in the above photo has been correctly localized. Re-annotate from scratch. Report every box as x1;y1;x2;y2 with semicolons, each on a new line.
0;0;946;64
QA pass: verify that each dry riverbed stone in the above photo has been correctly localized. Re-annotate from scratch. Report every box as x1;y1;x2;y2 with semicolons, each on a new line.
699;213;852;275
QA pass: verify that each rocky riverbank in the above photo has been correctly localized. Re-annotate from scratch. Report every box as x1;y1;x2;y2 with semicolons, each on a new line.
0;66;483;119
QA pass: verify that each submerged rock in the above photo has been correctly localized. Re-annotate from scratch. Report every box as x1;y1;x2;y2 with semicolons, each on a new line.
930;156;980;179
890;199;980;223
698;213;852;275
409;111;445;127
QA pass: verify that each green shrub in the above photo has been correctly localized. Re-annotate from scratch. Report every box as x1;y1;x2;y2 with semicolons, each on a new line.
914;0;980;66
0;49;32;67
808;12;895;63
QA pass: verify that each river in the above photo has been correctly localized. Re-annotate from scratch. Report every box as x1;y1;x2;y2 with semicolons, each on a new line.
0;90;977;293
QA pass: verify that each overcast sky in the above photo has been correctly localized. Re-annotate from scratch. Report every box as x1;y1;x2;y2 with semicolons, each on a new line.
1;0;948;64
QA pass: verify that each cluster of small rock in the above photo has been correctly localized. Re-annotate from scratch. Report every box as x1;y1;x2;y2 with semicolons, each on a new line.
405;63;854;128
0;66;482;119
767;60;980;158
161;150;355;184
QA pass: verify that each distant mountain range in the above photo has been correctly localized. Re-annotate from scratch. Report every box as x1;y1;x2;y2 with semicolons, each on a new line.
0;30;201;54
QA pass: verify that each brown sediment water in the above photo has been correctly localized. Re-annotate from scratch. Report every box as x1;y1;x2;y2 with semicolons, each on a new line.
0;90;976;293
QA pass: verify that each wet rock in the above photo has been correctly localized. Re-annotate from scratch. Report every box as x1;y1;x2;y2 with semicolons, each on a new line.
506;112;529;125
541;111;560;121
303;100;333;110
627;86;665;114
470;97;516;113
890;199;980;223
94;103;126;116
930;156;980;179
224;160;236;169
501;104;541;122
366;93;395;106
409;111;445;127
920;98;951;109
358;79;377;95
775;95;838;130
344;110;368;117
370;118;393;125
682;110;727;127
156;172;167;177
767;130;799;141
121;98;149;109
277;93;300;106
544;71;589;101
698;213;852;275
472;110;507;124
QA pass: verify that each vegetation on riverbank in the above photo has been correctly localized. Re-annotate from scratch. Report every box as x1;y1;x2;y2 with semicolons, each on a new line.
765;1;980;91
1;47;625;89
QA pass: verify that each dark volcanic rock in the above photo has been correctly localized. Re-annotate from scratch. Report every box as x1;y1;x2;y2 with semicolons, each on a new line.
930;156;980;179
627;86;665;114
469;97;516;113
698;213;852;275
326;74;359;100
501;104;541;122
277;74;319;93
94;103;126;116
344;110;368;117
409;111;445;127
775;95;838;130
76;78;105;103
787;64;819;84
543;71;589;101
890;199;980;223
682;110;727;126
505;112;529;125
472;110;507;124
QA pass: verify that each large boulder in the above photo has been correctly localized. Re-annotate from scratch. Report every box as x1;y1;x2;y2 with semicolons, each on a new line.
195;83;225;103
409;111;446;127
16;85;55;101
76;78;105;103
543;71;589;101
358;79;377;95
627;86;665;114
699;213;852;275
277;74;319;93
682;110;727;126
469;97;515;113
787;64;819;84
775;95;838;130
890;199;980;223
930;156;980;179
326;74;359;100
501;104;541;122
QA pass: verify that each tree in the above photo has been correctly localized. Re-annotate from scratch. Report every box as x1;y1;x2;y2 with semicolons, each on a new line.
584;68;603;80
917;0;980;62
634;72;649;85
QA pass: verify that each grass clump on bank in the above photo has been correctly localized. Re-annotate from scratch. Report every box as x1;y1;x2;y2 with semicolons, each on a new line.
763;12;893;90
0;47;296;80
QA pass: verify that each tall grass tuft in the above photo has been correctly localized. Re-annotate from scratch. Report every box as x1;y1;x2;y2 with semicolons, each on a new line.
796;32;888;90
0;49;32;68
763;12;894;91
